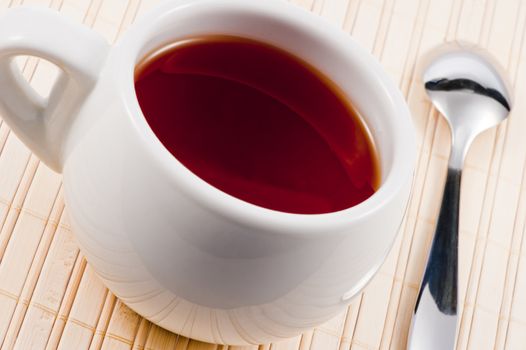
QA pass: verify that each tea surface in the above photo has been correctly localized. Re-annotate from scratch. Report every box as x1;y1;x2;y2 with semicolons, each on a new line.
135;36;379;214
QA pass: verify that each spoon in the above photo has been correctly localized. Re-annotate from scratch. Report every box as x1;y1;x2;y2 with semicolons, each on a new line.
407;48;512;349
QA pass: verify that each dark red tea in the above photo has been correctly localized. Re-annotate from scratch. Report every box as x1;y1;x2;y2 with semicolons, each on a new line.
134;36;379;214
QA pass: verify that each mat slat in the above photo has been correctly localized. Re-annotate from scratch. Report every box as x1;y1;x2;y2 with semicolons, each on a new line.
14;213;79;350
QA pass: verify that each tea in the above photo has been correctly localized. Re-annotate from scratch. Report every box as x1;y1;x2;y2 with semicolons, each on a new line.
134;36;379;214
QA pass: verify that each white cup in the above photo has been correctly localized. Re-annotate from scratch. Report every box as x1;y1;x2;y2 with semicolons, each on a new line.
0;0;415;345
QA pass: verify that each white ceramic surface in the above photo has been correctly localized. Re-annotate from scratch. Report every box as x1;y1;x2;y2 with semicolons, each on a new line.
0;0;415;345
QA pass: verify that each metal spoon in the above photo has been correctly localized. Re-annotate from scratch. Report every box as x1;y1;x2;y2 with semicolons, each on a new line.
407;48;512;349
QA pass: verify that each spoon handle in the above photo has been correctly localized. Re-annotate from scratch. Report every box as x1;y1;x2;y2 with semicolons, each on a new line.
407;167;461;349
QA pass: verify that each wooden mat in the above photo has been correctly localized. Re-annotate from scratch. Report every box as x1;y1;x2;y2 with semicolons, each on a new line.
1;0;526;349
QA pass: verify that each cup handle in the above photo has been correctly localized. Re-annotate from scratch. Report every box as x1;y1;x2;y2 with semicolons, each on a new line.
0;7;109;172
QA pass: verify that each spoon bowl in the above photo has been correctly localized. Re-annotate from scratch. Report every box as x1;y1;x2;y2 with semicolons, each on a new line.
423;50;511;168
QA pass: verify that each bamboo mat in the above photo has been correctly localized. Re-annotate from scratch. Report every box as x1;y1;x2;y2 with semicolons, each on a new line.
1;0;526;349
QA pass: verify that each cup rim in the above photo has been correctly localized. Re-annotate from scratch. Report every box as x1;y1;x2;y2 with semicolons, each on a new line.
115;0;416;235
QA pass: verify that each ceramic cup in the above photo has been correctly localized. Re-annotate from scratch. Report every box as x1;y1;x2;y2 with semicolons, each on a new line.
0;0;415;345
